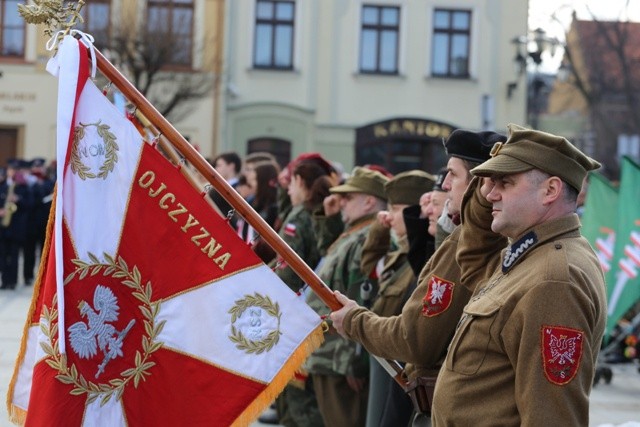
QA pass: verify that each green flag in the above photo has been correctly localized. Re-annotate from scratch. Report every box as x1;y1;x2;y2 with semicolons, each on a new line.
581;172;618;275
605;157;640;337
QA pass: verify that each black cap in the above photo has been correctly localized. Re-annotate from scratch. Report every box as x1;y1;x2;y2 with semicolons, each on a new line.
6;158;19;169
31;157;46;168
433;167;448;192
444;130;508;163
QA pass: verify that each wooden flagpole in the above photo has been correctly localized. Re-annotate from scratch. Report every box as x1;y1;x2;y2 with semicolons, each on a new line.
89;44;406;386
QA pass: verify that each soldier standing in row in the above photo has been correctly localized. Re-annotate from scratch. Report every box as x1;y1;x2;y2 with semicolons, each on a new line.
431;124;606;425
329;130;507;426
306;166;389;427
360;170;435;427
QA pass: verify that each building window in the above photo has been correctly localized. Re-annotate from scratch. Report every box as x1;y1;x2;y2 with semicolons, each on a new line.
67;0;111;49
359;5;399;75
431;9;471;78
147;0;194;66
1;0;25;57
253;0;295;70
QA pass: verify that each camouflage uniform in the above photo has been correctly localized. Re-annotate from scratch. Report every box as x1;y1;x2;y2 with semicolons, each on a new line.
273;204;324;427
306;214;377;427
312;209;344;257
274;204;321;292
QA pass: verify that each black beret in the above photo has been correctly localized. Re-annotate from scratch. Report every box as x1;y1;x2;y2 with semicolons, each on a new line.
31;157;46;168
444;130;508;163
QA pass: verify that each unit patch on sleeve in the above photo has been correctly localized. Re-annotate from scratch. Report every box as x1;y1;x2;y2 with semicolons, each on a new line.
541;325;584;385
421;275;454;317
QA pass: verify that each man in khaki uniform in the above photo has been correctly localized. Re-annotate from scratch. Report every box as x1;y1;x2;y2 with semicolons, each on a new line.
431;124;606;426
305;166;389;427
360;170;434;427
330;130;507;426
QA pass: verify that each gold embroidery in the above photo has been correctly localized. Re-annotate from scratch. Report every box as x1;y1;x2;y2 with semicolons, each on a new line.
229;293;282;354
71;121;119;180
42;253;163;405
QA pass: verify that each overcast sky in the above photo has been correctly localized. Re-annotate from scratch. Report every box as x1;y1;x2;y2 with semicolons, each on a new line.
527;0;640;71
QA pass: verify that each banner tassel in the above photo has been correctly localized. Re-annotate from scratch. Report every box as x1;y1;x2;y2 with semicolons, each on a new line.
7;187;58;425
230;325;324;427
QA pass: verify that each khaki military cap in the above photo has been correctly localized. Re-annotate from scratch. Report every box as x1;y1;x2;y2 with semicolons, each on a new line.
384;170;435;205
330;166;389;200
471;124;601;191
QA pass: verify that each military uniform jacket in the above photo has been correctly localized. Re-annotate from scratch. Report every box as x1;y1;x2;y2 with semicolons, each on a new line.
274;204;320;292
306;214;376;378
312;210;344;256
342;180;505;381
371;238;415;318
432;208;607;425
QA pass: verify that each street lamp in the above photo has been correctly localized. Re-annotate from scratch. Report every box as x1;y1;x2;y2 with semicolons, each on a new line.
508;28;561;129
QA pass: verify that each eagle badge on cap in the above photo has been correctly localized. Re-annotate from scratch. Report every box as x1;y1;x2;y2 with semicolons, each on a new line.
421;275;454;317
542;325;584;385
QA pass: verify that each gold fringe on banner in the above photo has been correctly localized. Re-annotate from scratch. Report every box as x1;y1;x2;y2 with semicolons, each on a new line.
231;325;324;427
6;186;57;426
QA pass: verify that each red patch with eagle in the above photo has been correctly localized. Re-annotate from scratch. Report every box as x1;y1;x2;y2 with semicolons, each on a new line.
421;275;454;317
541;325;584;385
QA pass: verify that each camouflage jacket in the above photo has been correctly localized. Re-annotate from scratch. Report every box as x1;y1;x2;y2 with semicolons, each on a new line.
305;214;376;377
311;209;345;257
273;204;320;292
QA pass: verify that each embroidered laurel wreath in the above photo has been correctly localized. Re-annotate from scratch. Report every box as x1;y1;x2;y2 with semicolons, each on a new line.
41;253;163;406
71;120;119;180
228;293;282;354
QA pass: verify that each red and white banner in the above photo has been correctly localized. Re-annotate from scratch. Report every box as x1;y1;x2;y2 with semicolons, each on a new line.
7;36;322;427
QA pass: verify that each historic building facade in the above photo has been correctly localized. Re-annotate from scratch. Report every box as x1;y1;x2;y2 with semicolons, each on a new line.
219;0;528;172
0;0;224;166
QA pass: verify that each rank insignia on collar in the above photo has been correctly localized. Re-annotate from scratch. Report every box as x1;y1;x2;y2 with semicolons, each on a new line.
421;275;454;317
502;231;538;272
541;325;583;385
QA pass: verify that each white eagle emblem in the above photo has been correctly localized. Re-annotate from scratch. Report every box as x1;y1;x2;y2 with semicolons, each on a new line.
548;333;578;365
68;285;136;378
430;280;446;305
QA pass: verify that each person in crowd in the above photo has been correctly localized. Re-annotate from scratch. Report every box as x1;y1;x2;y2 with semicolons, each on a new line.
208;151;242;223
425;168;448;240
242;151;278;177
431;124;606;426
328;130;507;426
22;158;54;286
306;166;389;427
241;160;281;263
273;159;333;427
276;153;336;233
360;170;435;427
0;159;34;290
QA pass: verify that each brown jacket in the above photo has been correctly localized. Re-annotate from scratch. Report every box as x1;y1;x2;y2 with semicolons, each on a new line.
432;206;607;425
343;180;505;380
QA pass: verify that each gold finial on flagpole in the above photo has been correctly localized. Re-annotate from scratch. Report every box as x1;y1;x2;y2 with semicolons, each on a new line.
18;0;86;41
